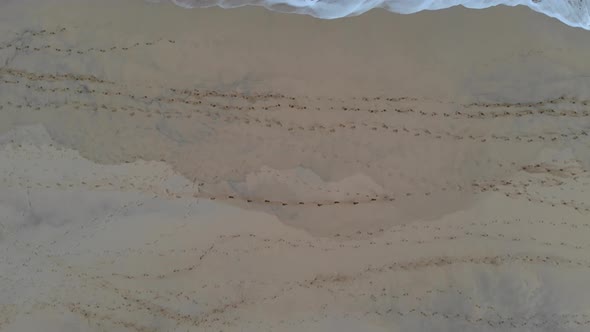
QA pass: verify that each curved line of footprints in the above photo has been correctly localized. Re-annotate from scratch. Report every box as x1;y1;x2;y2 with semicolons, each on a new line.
2;101;589;142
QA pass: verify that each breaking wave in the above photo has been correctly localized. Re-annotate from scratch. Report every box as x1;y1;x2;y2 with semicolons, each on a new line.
163;0;590;30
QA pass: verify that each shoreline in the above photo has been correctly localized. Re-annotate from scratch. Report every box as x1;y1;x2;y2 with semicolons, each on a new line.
161;0;590;30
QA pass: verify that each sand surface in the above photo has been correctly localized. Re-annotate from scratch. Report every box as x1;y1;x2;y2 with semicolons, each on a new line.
1;1;590;331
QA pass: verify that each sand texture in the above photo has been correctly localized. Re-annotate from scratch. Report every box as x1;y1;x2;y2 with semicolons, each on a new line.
1;1;590;331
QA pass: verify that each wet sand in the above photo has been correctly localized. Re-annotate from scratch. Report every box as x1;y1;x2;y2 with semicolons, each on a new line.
1;1;590;331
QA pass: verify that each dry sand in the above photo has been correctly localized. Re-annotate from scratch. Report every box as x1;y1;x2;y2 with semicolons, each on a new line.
1;0;590;331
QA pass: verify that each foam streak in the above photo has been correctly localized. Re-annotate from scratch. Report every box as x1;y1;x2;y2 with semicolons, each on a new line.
165;0;590;30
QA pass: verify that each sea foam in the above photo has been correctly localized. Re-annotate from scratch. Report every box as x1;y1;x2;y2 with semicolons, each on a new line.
166;0;590;30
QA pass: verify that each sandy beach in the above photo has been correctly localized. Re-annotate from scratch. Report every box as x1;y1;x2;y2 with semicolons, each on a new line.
1;0;590;331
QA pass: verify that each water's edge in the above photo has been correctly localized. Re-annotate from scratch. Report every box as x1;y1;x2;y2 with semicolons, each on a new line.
164;0;590;30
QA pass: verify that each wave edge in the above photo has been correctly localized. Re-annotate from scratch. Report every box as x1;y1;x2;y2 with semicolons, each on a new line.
160;0;590;30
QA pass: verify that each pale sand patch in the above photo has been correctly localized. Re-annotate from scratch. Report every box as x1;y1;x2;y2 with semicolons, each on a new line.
1;125;589;331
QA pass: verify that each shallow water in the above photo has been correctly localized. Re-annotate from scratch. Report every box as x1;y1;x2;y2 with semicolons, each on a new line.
164;0;590;29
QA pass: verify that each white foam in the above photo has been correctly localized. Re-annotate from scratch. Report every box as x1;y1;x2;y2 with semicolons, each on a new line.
164;0;590;30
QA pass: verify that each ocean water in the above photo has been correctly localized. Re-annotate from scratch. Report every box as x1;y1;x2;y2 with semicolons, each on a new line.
165;0;590;29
